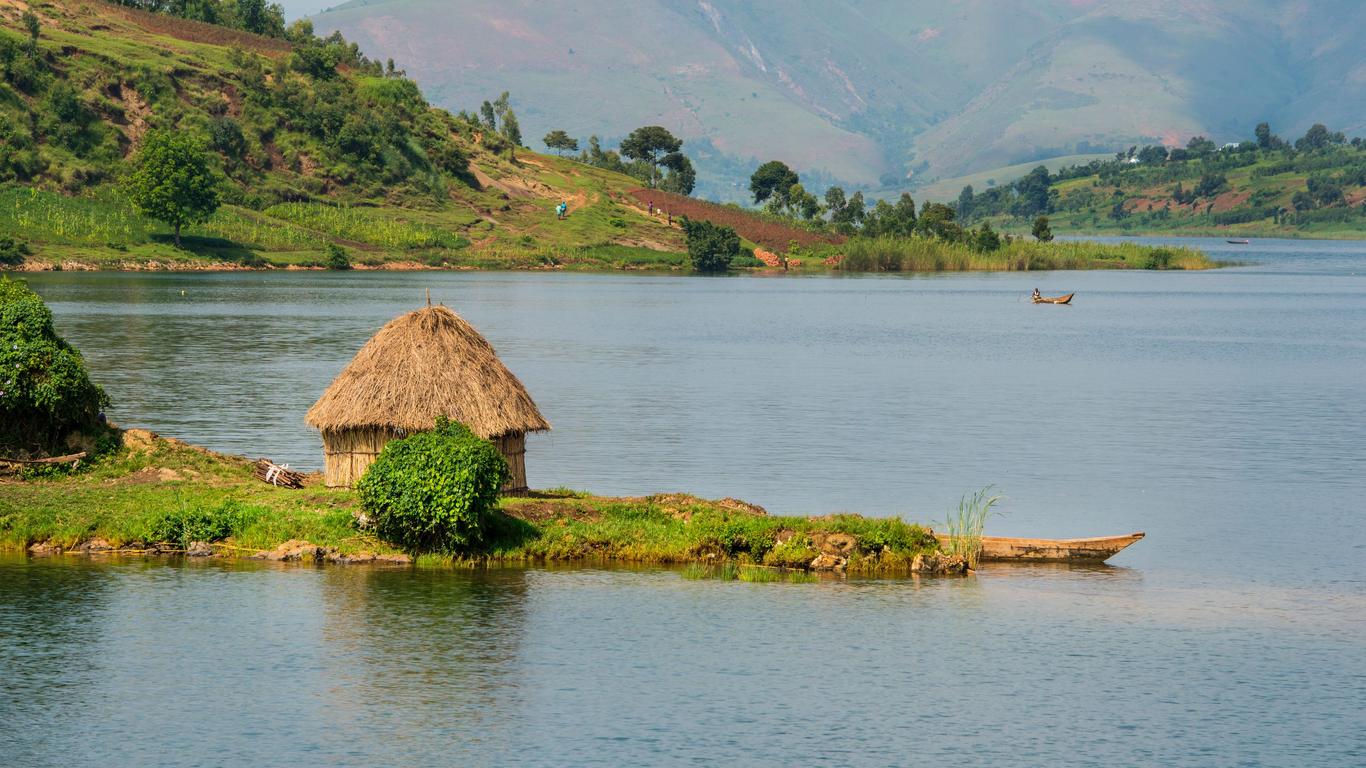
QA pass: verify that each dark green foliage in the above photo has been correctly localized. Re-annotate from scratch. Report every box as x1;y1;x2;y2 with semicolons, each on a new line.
1011;165;1053;217
356;417;509;554
956;184;975;221
149;499;260;548
680;216;739;273
750;160;799;205
1031;215;1054;242
620;125;683;188
542;130;578;155
1194;173;1228;198
324;242;351;270
0;277;109;453
658;151;696;195
1142;248;1174;270
122;130;222;246
971;221;1002;252
110;0;286;38
914;201;961;241
208;116;247;161
0;236;30;266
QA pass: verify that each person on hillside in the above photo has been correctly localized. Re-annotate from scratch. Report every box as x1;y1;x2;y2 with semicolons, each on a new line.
556;201;568;220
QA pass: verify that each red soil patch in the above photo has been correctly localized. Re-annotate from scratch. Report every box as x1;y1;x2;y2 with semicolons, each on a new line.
629;189;843;251
1210;190;1250;213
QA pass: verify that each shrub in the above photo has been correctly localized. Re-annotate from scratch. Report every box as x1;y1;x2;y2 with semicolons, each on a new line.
356;417;509;553
325;242;351;270
1142;248;1174;270
0;235;30;265
680;216;739;273
0;277;109;453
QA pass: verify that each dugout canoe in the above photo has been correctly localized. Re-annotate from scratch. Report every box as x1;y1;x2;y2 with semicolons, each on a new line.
936;532;1145;563
1032;292;1074;305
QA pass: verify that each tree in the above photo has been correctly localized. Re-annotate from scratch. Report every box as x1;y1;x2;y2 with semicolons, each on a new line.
749;160;799;207
1295;123;1341;152
915;202;960;241
1031;215;1054;242
787;183;821;220
1194;172;1227;198
1137;145;1168;164
1012;165;1052;217
21;9;39;46
680;217;739;273
956;184;975;221
122;130;221;247
479;101;497;131
542;130;579;156
1255;122;1274;150
659;151;695;195
620;126;682;188
972;221;1002;252
491;92;521;146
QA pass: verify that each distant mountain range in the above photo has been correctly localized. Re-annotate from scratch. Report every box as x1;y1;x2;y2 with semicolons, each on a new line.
311;0;1366;199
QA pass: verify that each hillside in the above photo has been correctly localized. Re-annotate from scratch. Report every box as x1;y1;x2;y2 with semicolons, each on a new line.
0;0;686;270
309;0;1366;197
956;126;1366;238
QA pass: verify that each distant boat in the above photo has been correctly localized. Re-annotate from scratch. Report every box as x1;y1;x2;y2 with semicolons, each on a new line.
1032;292;1074;305
1226;239;1251;244
936;532;1146;563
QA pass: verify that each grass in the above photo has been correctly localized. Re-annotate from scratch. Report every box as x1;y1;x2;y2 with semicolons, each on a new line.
941;487;1003;569
680;561;817;583
834;237;1216;272
262;203;471;250
0;431;948;574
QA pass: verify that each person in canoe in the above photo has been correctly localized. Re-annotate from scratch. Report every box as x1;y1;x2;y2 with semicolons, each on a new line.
1032;288;1041;301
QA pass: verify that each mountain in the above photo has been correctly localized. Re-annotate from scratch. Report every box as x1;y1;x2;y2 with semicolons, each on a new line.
0;0;684;269
310;0;1366;198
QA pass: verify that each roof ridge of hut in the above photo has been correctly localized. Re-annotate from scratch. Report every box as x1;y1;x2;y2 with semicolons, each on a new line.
305;305;550;439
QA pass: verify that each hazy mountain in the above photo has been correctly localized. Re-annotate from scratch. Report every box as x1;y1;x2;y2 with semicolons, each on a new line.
311;0;1366;198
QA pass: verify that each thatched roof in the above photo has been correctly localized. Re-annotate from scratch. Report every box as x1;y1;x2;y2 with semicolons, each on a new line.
306;305;549;438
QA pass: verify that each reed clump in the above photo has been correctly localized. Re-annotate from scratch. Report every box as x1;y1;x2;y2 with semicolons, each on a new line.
836;237;1212;272
942;487;1004;569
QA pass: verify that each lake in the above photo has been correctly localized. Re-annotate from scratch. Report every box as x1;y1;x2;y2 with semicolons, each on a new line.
4;237;1365;765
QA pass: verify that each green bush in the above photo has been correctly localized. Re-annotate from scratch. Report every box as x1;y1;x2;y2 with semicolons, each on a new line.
356;417;509;553
0;235;30;265
325;242;351;270
680;216;739;273
1142;248;1174;270
0;277;109;453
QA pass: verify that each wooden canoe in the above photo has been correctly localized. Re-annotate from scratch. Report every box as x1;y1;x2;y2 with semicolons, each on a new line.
936;532;1144;563
1226;239;1250;245
1032;292;1074;305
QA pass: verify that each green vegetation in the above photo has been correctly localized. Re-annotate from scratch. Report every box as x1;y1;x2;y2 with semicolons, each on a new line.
835;238;1212;273
0;277;109;454
955;123;1366;237
0;0;686;269
355;418;509;554
941;487;1003;569
681;217;740;273
1;429;954;573
122;130;222;246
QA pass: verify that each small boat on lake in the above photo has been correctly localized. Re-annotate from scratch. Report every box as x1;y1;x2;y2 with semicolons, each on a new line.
1226;239;1250;245
936;532;1145;563
1032;292;1074;305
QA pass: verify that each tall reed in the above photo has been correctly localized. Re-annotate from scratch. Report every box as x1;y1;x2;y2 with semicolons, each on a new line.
943;486;1004;569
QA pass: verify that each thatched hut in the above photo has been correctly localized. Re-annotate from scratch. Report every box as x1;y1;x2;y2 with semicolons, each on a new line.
305;305;550;491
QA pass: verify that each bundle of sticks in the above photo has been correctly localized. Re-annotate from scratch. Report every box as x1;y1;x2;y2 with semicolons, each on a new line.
0;451;87;475
253;458;305;489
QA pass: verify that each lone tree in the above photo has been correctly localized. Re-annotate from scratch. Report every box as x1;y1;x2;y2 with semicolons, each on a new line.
750;160;799;208
1031;215;1054;242
122;130;221;247
542;130;579;156
620;125;682;188
680;217;739;273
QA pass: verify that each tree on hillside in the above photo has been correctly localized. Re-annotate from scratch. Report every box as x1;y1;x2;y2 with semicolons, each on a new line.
1031;215;1054;242
750;160;799;208
543;130;579;156
788;183;821;220
1012;165;1052;217
659;151;696;195
492;92;522;146
915;202;960;241
956;184;975;221
620;126;682;188
1295;123;1344;152
122;130;221;247
680;217;739;273
1255;122;1277;150
21;9;39;46
479;101;497;132
1137;145;1168;164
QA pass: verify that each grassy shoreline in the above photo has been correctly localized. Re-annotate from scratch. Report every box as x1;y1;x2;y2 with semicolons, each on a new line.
0;430;960;574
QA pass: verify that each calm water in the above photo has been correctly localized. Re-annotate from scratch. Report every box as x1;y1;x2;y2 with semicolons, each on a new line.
4;237;1366;765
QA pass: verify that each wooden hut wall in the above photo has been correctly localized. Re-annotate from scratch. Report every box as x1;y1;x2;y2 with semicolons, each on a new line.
321;427;403;487
495;432;527;492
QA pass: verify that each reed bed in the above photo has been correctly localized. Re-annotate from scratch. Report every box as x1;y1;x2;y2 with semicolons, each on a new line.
836;237;1212;272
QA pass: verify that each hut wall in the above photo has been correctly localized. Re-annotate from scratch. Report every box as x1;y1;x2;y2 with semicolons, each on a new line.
323;427;528;492
495;431;528;493
321;427;404;487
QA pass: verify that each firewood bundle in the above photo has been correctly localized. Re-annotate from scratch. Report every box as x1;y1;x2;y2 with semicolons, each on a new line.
253;458;305;489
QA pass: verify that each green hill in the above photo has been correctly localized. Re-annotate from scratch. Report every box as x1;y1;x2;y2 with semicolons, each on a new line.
0;0;685;270
957;127;1366;238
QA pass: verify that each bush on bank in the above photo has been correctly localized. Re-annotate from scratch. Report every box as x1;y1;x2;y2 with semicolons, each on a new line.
355;417;509;553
